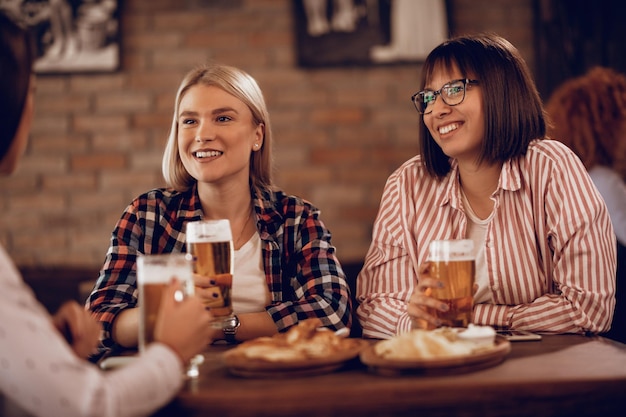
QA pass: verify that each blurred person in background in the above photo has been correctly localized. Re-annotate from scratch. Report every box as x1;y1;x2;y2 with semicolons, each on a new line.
86;63;352;362
356;33;616;339
545;66;626;342
545;66;625;248
0;12;213;417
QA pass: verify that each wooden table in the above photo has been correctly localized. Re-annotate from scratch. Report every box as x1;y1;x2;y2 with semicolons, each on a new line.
152;335;626;417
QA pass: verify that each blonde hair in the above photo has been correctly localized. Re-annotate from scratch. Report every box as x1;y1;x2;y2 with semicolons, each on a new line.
546;66;626;181
162;63;273;192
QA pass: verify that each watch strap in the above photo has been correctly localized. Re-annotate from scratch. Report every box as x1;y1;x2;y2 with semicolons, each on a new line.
222;315;240;344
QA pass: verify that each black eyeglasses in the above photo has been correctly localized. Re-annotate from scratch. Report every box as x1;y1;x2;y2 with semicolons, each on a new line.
411;79;479;114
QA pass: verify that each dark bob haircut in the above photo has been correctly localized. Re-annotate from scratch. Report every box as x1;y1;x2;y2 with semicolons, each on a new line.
418;33;546;179
0;11;35;162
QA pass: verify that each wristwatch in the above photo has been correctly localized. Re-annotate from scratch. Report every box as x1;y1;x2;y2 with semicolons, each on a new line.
222;315;240;344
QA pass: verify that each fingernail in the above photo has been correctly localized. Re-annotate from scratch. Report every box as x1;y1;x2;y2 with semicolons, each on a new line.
440;303;449;311
212;292;219;298
209;280;216;286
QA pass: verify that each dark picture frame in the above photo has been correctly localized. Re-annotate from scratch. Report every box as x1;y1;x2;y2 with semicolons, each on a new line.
2;0;120;74
293;0;448;68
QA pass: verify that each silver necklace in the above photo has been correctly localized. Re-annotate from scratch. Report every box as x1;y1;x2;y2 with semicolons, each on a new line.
235;208;253;248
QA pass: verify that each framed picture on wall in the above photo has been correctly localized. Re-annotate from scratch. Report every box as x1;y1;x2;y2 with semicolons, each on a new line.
293;0;448;68
1;0;120;74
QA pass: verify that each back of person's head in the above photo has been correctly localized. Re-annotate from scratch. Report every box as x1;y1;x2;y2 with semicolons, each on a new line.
545;66;626;180
162;63;273;193
0;11;35;162
418;33;546;179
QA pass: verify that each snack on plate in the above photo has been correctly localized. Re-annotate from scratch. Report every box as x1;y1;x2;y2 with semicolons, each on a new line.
226;318;360;362
374;325;496;360
457;324;496;348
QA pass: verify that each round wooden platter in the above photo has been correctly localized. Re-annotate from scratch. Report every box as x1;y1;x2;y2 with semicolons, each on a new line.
223;339;369;378
359;336;511;376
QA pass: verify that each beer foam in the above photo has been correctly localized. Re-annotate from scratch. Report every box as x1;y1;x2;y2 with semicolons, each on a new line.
186;219;233;242
137;254;193;284
428;239;474;261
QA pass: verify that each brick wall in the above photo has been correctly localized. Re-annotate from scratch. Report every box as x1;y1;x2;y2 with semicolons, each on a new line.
0;0;535;275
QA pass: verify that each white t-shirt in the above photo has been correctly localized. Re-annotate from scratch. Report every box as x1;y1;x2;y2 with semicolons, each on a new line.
461;191;494;304
232;232;270;313
0;245;184;417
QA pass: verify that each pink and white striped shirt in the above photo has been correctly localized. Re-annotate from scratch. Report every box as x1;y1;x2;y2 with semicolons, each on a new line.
356;140;616;339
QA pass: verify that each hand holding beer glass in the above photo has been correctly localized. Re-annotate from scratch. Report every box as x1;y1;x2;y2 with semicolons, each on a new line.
137;253;207;378
186;219;235;328
410;239;476;329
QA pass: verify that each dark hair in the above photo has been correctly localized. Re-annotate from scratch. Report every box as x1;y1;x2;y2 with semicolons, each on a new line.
545;66;626;181
418;33;546;179
0;11;35;161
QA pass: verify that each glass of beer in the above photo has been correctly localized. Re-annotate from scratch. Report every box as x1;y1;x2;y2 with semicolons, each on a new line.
137;253;202;378
426;239;475;328
186;219;235;327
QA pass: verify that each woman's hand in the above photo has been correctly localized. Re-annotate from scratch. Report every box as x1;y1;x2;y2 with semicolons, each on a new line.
193;273;232;308
408;262;478;330
154;279;214;363
407;262;449;330
51;300;101;359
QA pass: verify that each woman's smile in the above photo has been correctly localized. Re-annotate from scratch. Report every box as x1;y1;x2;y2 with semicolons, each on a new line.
437;122;461;136
193;149;223;159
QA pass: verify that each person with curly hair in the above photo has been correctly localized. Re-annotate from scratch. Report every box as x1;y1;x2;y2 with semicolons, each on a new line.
546;66;626;343
545;66;626;246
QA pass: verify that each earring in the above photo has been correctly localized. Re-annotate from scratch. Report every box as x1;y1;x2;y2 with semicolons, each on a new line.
254;143;260;148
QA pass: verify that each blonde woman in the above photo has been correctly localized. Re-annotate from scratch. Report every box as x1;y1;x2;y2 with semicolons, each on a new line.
87;64;352;362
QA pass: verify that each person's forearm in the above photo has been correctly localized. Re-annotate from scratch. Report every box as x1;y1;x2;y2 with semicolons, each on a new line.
235;311;277;341
112;308;139;348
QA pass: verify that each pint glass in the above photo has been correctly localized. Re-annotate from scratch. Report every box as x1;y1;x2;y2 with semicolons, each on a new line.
427;239;475;328
137;253;202;378
186;219;235;326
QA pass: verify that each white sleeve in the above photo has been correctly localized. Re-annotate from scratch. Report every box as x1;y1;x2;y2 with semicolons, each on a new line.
0;247;184;417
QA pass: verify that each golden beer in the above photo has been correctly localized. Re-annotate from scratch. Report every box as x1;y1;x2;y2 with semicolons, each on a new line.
186;220;234;323
427;240;475;328
138;282;167;348
428;259;475;327
187;240;233;317
137;253;194;353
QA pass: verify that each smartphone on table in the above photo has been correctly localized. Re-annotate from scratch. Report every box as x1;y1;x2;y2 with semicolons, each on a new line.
496;329;542;341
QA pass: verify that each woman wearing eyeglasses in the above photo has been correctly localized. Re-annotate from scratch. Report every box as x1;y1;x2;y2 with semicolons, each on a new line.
356;33;616;339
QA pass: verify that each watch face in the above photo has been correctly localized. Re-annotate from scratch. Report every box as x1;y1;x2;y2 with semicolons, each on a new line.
223;315;240;332
222;315;240;343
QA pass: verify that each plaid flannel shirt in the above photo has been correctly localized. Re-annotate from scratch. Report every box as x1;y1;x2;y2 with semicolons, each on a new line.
86;184;352;361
